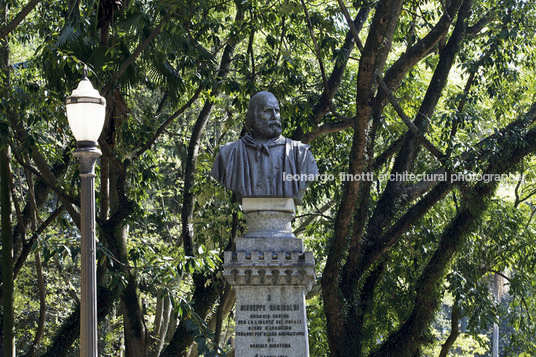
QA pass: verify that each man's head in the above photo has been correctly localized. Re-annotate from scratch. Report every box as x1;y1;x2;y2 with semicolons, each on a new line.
245;91;282;140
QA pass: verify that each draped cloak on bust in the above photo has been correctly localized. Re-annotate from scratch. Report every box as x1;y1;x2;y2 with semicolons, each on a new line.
210;133;318;203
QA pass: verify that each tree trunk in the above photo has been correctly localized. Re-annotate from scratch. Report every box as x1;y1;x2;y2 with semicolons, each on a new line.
160;273;222;357
106;149;148;356
162;3;246;355
1;144;15;357
121;274;148;356
149;291;172;357
360;0;471;276
41;285;116;357
0;0;14;352
23;252;46;357
438;304;460;357
180;1;245;256
322;1;404;355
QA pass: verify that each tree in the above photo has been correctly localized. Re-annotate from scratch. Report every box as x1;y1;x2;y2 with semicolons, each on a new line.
1;0;536;356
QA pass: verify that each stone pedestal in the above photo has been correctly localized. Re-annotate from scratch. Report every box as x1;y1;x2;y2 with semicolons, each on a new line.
223;198;315;357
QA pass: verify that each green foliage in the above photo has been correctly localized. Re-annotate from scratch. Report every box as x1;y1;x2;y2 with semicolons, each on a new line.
307;296;329;356
3;0;536;356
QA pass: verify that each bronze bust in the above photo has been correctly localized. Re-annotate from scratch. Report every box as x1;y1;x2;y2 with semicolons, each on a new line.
211;91;317;203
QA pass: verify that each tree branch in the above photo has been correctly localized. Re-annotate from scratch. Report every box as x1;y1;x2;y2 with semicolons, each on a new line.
293;200;334;236
371;137;403;170
371;181;493;357
300;0;328;86
293;6;370;142
13;205;64;279
126;84;203;164
41;285;117;357
0;0;42;40
468;9;497;34
359;100;536;283
102;13;171;94
8;113;81;228
300;119;353;144
376;73;446;161
9;140;79;207
336;0;365;52
379;0;463;93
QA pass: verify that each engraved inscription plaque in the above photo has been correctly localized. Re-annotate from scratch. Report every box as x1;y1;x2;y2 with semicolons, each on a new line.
234;286;309;357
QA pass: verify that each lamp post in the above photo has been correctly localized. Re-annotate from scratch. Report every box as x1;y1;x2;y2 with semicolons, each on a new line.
66;72;106;357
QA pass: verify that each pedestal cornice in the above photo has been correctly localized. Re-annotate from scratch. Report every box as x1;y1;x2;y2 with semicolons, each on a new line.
223;251;315;290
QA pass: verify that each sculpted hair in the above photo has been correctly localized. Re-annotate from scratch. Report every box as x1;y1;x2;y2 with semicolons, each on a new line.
245;91;277;132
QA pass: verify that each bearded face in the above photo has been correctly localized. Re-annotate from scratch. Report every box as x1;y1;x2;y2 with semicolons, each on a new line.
250;94;282;140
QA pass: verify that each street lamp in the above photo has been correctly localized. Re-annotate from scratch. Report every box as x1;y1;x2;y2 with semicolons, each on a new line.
66;72;106;357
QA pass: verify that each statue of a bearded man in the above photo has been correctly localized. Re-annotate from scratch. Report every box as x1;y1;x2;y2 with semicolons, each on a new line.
211;91;317;203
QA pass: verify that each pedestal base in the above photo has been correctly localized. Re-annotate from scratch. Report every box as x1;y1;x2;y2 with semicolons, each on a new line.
224;251;315;357
224;198;315;357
